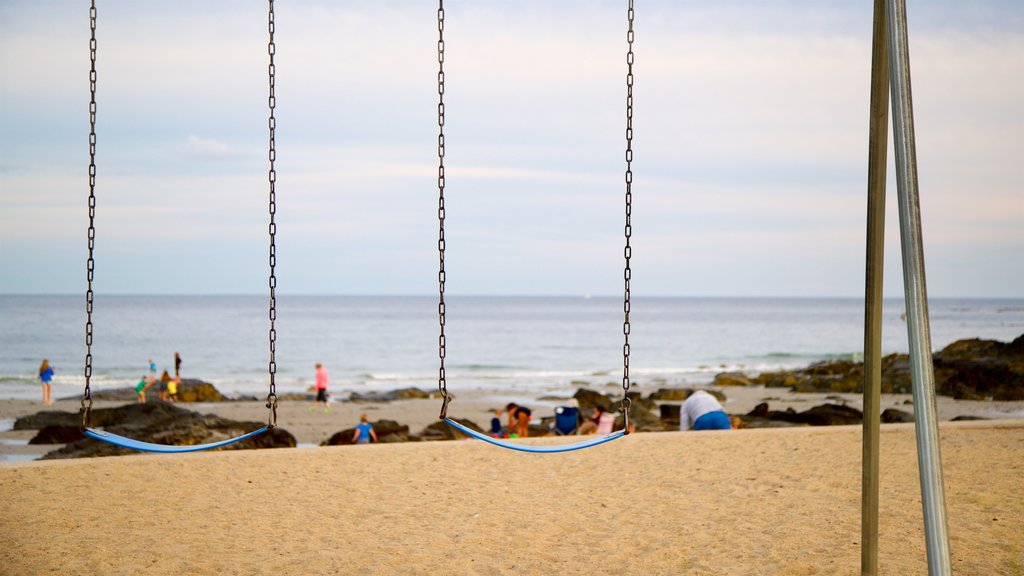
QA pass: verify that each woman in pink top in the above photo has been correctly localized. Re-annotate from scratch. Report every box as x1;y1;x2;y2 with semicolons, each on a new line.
313;363;330;413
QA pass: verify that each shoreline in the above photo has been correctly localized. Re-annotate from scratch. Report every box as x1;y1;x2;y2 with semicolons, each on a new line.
4;384;1023;462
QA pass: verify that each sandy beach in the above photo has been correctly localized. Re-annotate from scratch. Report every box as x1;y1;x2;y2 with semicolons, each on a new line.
0;419;1021;575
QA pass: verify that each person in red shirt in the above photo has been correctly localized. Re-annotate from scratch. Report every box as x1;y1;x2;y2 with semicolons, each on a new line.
313;363;330;413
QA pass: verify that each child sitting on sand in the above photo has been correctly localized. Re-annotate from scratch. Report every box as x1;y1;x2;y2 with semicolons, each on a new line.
490;409;503;438
352;414;378;444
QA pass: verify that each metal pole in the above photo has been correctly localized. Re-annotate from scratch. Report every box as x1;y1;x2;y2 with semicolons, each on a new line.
885;1;952;574
861;0;889;573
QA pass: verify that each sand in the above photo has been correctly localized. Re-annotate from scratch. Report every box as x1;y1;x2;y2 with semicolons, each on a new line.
1;420;1022;575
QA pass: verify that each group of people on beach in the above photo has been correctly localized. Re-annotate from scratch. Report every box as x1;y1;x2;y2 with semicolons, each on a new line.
135;353;182;404
37;352;185;406
490;389;732;437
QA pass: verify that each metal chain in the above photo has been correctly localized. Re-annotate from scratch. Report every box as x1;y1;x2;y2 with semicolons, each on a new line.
82;0;98;429
436;0;451;420
620;0;635;433
265;0;278;428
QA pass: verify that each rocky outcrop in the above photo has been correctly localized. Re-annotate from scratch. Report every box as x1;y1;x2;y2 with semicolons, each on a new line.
68;378;228;403
29;403;295;459
739;402;863;428
572;389;617;412
420;418;484;441
29;425;83;444
881;408;914;423
713;372;753;387
933;335;1024;400
725;334;1024;401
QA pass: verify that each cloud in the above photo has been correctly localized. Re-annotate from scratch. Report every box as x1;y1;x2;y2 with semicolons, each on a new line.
0;1;1021;296
183;135;235;159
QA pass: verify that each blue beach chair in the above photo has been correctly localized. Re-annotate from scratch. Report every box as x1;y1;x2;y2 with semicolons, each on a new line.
552;406;580;436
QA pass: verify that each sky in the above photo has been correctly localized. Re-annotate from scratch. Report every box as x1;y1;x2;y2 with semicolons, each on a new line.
1;0;1021;298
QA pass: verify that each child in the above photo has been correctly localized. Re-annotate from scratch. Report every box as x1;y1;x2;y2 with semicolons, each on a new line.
38;359;54;406
490;409;503;438
158;370;172;401
167;375;179;402
135;376;148;404
351;414;378;444
505;403;532;438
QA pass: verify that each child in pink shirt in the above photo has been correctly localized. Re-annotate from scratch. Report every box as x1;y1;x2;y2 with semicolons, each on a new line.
313;363;330;413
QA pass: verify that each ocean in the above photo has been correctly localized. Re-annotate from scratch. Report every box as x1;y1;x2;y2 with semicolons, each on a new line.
1;295;1021;402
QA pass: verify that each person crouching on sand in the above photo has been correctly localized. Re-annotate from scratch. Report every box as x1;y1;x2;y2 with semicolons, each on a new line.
680;389;732;431
506;403;532;438
352;414;378;444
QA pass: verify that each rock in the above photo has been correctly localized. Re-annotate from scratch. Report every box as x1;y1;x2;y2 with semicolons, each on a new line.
14;410;83;430
572;389;616;412
649;388;689;401
29;425;84;444
420;418;483;441
744;334;1024;400
951;415;989;421
933;335;1024;400
175;379;228;402
349;388;432;403
881;408;914;423
75;378;229;402
660;404;681;424
648;388;726;403
713;372;752;387
37;402;295;459
738;402;861;427
322;419;413;445
747;403;770;418
787;403;863;426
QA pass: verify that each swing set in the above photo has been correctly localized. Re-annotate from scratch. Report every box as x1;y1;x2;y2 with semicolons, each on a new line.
76;1;953;573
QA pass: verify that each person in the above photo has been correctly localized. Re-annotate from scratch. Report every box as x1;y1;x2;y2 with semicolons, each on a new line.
490;409;503;438
505;403;532;438
579;405;615;435
38;359;54;406
351;414;378;444
313;363;330;413
680;389;732;431
167;375;179;402
148;358;157;383
158;370;172;402
174;352;182;379
135;375;148;404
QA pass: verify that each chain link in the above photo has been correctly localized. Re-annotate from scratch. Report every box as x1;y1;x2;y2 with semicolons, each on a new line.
265;0;278;427
436;0;451;420
82;0;98;429
620;0;635;433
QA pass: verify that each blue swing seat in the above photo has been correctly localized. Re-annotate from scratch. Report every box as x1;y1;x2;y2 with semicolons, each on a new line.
443;418;625;454
84;426;270;454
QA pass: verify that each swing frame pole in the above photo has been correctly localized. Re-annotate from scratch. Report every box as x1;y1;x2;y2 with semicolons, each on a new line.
885;0;953;573
860;0;888;573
